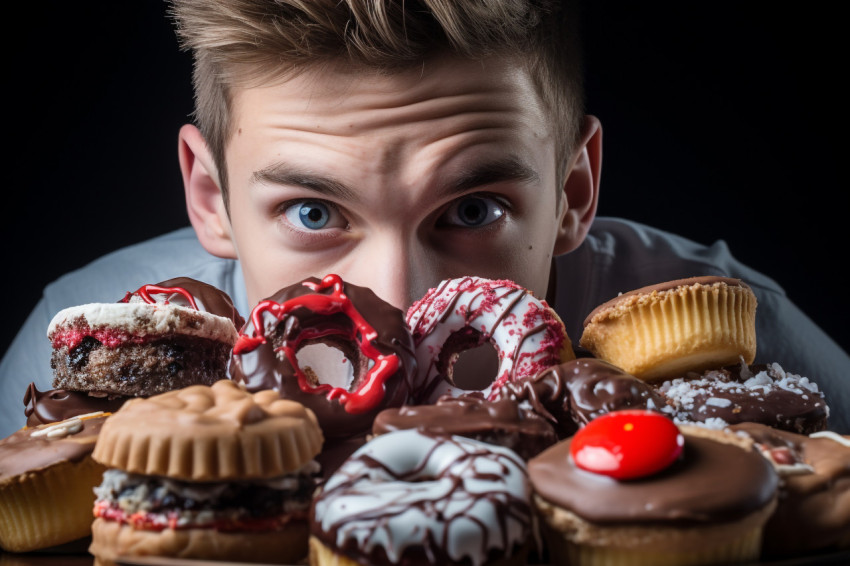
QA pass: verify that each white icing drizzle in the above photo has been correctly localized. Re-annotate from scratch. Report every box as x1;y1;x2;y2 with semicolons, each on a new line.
406;276;566;403
31;417;83;438
314;429;531;566
810;431;850;447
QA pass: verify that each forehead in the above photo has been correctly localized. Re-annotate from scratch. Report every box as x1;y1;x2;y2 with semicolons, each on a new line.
228;55;549;142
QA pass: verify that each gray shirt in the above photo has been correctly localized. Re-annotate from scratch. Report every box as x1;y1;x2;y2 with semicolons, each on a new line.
2;218;846;437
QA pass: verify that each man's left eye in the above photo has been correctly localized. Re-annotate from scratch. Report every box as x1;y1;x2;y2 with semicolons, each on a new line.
440;196;505;227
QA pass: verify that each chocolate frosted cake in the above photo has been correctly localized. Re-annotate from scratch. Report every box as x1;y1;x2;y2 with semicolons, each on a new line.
657;361;829;434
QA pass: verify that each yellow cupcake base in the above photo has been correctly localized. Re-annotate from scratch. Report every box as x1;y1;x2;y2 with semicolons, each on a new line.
0;456;105;552
580;279;757;380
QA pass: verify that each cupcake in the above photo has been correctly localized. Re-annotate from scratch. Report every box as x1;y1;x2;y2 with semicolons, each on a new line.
579;276;757;381
88;380;323;566
0;412;109;552
528;410;778;565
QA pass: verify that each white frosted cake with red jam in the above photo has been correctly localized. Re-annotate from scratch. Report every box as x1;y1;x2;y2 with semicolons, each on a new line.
47;277;243;398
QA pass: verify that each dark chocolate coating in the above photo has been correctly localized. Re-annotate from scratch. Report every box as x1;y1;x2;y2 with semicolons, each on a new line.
229;277;417;439
0;415;107;480
151;276;245;329
656;363;829;434
494;358;666;438
373;393;557;460
23;382;127;427
730;423;850;557
529;431;778;525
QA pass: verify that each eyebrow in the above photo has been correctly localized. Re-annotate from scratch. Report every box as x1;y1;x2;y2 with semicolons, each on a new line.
253;164;358;202
253;155;539;202
445;156;540;198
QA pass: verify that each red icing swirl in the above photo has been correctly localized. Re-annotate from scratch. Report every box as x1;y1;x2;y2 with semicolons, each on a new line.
234;274;400;415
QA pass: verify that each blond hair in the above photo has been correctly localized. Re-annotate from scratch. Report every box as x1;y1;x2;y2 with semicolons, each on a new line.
168;0;584;201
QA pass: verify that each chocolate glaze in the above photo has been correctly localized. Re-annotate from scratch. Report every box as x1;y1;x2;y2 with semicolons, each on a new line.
23;382;127;427
373;393;557;460
0;415;108;480
128;276;245;329
528;430;777;525
494;358;667;439
583;276;748;327
729;422;850;557
229;276;417;439
657;362;829;434
562;358;668;427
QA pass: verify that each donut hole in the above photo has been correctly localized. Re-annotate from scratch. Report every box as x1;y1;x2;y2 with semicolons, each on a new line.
294;338;371;391
440;330;499;391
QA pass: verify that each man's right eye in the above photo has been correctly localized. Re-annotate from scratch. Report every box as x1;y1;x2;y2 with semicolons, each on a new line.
282;200;346;230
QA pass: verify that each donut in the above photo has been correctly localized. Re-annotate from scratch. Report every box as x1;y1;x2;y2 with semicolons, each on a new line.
372;392;558;460
405;276;573;404
528;411;779;566
579;276;757;381
229;274;417;441
309;429;532;566
88;380;323;566
47;276;243;397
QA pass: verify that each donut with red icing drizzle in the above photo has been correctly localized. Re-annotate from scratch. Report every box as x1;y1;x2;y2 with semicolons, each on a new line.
229;274;416;440
406;276;574;404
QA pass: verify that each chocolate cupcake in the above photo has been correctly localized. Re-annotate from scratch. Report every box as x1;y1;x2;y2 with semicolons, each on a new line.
0;413;109;552
528;410;778;566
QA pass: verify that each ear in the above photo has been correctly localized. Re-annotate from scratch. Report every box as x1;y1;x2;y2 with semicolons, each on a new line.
553;115;602;256
178;124;238;259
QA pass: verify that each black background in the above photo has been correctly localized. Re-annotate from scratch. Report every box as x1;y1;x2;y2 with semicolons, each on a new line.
3;1;847;360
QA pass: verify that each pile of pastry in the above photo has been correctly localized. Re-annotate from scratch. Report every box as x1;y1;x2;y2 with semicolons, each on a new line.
0;274;847;566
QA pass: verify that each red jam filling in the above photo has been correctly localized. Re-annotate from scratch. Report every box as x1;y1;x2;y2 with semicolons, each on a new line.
94;500;303;532
570;409;684;480
233;274;400;414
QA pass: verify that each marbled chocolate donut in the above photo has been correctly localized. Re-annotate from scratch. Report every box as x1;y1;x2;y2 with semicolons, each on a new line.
310;429;532;566
372;392;557;460
495;358;668;438
229;274;417;439
406;276;573;404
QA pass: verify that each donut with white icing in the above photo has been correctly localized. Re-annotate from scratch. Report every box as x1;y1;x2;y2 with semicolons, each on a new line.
405;276;574;403
309;429;532;566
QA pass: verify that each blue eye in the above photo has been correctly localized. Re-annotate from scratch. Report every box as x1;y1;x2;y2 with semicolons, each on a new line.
442;196;505;227
283;201;344;230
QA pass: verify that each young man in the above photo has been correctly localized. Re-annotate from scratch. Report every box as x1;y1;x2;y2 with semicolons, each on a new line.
1;0;847;436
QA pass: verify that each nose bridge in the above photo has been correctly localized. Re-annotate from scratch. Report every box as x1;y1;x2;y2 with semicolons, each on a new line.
346;232;430;312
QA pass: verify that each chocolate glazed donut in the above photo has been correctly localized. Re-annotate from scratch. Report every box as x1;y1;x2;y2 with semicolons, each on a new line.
229;274;417;439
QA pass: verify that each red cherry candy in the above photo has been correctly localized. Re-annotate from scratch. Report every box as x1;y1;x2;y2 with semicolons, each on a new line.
570;410;684;480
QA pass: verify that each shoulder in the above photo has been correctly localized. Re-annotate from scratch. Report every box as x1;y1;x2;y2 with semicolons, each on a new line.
41;227;244;317
554;217;787;342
